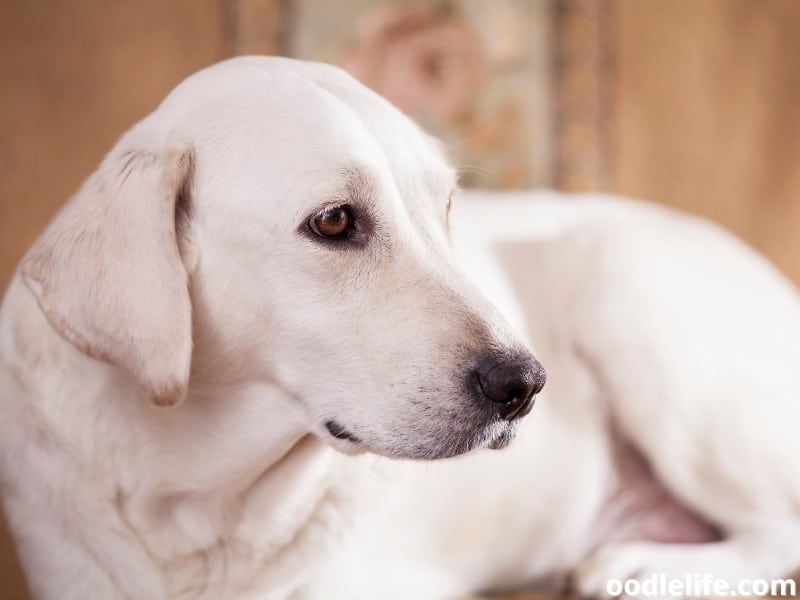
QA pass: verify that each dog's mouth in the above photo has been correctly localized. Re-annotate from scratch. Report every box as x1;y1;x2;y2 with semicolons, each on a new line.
325;420;362;444
486;424;518;450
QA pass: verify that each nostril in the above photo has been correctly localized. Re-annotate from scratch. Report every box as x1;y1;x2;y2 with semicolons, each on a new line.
502;385;530;406
475;372;530;405
473;353;546;420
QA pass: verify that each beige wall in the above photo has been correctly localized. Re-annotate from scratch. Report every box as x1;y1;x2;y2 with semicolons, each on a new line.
3;1;799;291
611;0;800;283
0;0;226;287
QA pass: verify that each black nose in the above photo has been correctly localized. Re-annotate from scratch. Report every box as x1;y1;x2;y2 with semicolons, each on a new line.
472;352;546;420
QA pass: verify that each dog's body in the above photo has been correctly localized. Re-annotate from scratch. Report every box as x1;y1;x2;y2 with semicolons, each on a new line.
1;58;799;599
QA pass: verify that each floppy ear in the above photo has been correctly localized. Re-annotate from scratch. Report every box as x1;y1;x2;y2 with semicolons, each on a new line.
20;131;196;407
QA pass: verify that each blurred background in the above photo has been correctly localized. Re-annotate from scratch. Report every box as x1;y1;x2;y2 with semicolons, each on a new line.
1;0;799;597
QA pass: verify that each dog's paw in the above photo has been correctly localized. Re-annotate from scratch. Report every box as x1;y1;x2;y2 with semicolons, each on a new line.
571;541;727;600
573;541;659;600
572;540;763;600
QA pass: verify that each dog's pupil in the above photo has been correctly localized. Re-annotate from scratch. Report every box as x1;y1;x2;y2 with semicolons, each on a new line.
318;207;349;237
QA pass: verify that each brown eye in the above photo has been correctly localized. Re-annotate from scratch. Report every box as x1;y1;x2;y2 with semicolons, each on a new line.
309;205;353;239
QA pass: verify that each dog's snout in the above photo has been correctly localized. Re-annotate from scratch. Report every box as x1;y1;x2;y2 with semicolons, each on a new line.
472;353;546;420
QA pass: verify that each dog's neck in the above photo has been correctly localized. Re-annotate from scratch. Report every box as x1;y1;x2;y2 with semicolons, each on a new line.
112;377;348;589
120;382;352;596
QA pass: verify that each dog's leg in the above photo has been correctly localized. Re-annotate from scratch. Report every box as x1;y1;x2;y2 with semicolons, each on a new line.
540;221;800;598
3;499;163;600
2;475;167;600
574;532;800;599
568;335;800;599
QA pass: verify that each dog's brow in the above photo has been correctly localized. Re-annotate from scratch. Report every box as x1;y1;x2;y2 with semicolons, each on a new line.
341;166;376;203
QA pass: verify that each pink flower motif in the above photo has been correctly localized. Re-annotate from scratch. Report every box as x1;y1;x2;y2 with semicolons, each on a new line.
341;4;485;122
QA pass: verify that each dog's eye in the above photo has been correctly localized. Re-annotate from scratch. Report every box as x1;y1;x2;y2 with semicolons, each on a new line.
309;205;353;239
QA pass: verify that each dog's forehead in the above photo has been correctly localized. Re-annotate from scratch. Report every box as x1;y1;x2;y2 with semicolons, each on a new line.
164;57;456;210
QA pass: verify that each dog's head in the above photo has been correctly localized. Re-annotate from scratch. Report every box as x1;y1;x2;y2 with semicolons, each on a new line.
20;57;544;460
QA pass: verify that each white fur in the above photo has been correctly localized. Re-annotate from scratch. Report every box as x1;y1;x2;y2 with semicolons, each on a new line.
1;57;799;599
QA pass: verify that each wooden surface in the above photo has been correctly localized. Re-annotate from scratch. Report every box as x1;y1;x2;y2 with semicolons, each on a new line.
0;2;227;596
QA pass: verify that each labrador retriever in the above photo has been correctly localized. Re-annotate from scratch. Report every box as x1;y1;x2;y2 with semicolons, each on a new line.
1;57;798;600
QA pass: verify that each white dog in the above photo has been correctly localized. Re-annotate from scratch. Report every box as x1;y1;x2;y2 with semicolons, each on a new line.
0;57;798;600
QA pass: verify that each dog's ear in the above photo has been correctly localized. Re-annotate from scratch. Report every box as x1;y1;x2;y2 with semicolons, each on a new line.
20;130;196;407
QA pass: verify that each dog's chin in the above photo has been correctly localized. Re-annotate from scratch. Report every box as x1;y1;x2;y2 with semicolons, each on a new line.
403;419;521;459
322;418;521;460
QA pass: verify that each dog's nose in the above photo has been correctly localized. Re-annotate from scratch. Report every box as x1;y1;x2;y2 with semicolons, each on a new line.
473;353;546;420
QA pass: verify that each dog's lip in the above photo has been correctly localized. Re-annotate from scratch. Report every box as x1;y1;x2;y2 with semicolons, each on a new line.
486;427;515;450
487;440;506;450
483;416;523;450
324;420;361;444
